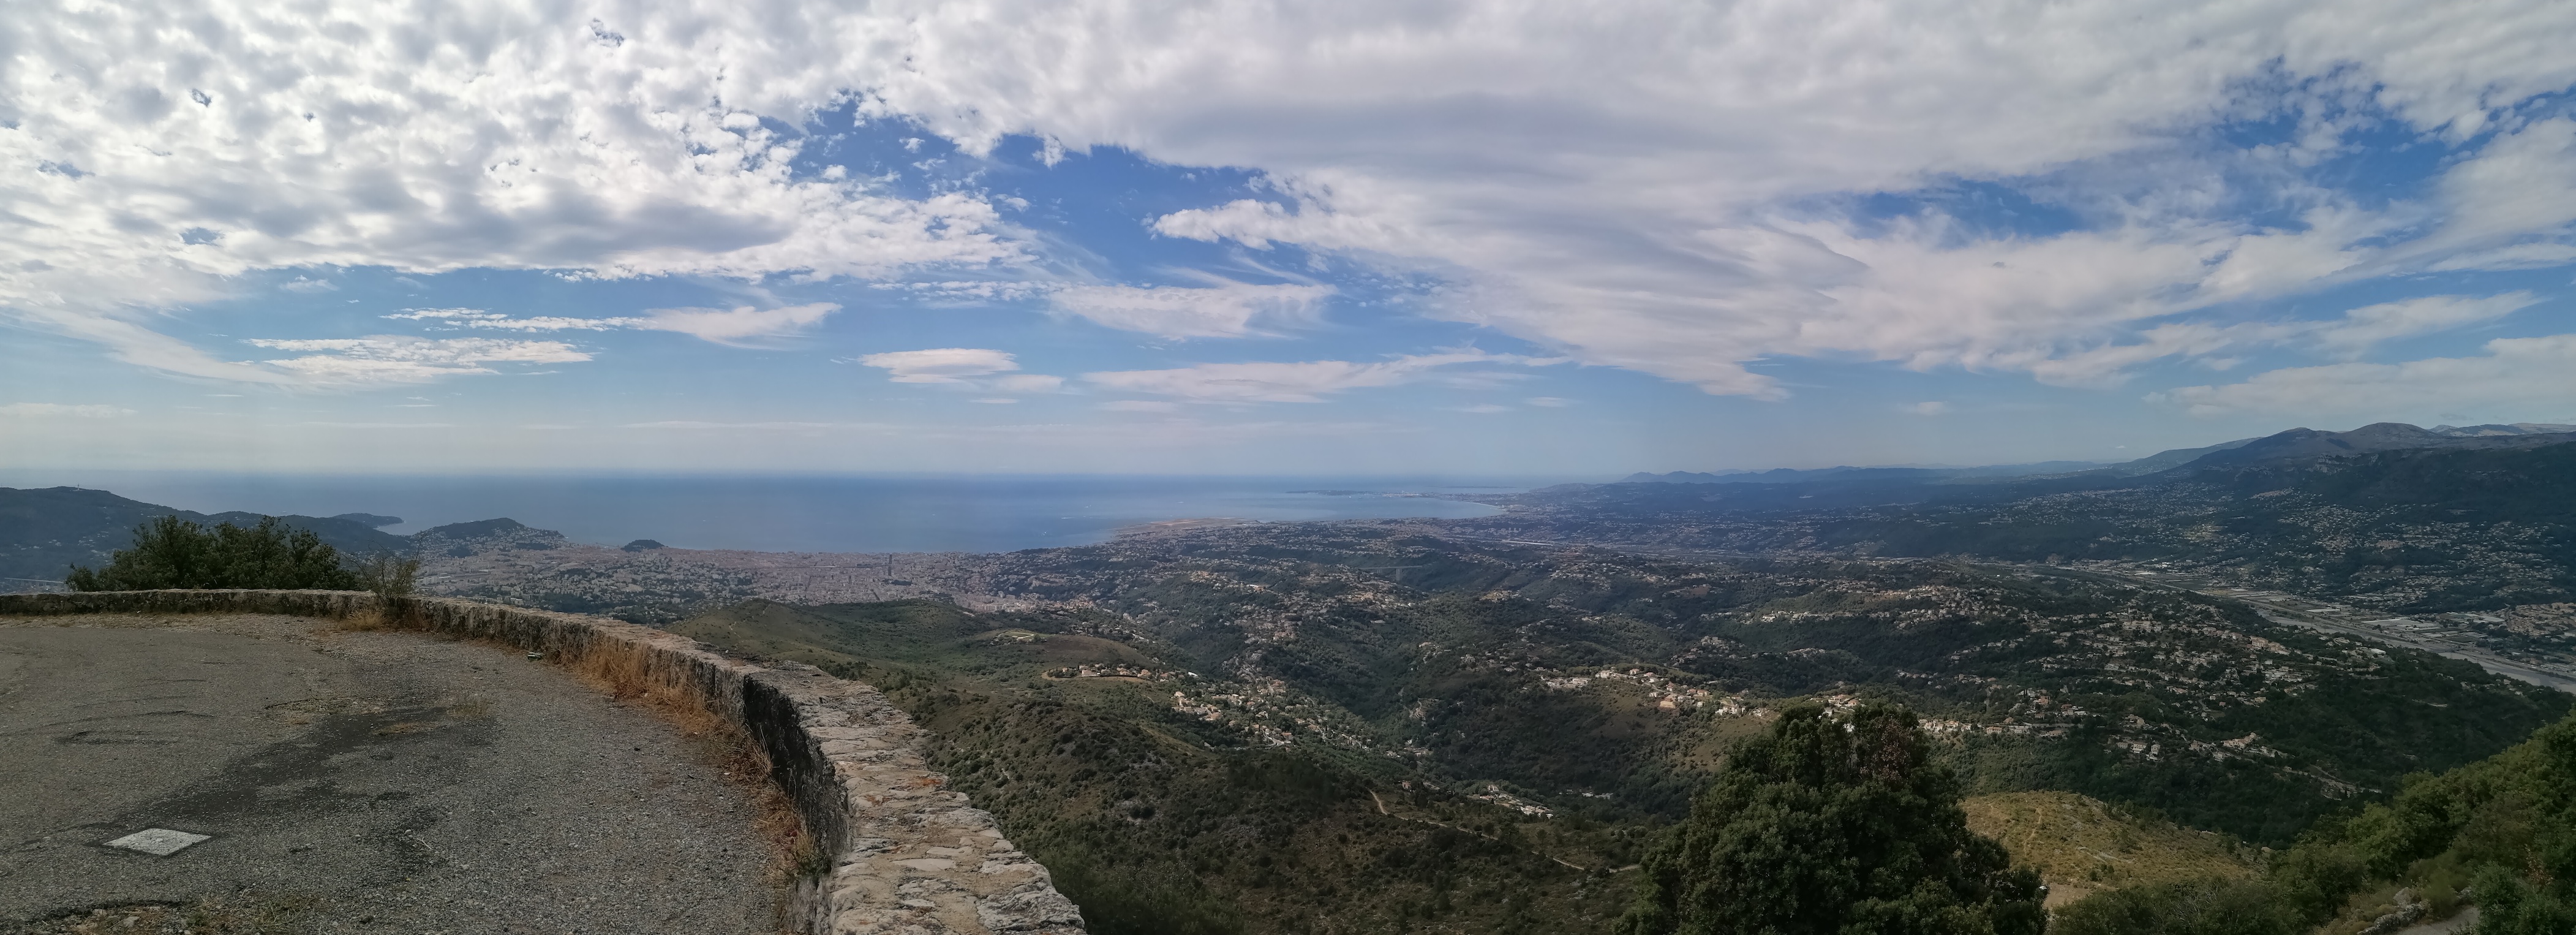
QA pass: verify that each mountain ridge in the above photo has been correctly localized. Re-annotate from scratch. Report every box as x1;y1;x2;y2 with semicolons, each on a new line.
1621;422;2576;488
0;486;525;588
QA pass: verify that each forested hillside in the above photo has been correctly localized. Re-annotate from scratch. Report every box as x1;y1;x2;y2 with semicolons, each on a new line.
672;526;2567;933
2056;708;2576;934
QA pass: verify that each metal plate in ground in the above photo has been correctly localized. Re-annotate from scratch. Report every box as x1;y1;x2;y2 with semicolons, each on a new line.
102;829;209;857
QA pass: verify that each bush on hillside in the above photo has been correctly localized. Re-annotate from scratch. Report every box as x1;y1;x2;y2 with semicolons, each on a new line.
2292;711;2576;930
2046;877;2300;935
1616;702;2046;935
66;515;360;591
2052;709;2576;933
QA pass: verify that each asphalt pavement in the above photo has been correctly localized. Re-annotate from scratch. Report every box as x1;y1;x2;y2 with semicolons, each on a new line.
0;614;783;934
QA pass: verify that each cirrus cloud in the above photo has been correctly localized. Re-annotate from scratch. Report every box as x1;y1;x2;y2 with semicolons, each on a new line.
386;309;645;331
0;403;137;418
17;0;2576;411
1049;282;1334;339
857;348;1024;384
1;1;1019;374
243;336;591;384
636;303;841;346
1083;351;1559;403
2152;333;2576;417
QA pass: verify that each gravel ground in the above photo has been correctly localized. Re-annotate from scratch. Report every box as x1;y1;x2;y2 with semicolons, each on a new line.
0;613;785;934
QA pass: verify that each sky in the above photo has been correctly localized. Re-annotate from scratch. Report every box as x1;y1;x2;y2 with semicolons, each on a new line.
7;0;2576;477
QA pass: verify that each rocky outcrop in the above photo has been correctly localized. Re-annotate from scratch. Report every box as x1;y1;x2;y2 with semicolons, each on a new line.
0;589;1084;935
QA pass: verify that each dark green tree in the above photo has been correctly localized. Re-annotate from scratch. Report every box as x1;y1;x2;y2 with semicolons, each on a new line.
1618;703;2046;935
66;515;360;591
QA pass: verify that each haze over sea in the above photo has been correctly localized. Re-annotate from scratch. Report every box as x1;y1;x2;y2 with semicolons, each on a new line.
0;473;1526;554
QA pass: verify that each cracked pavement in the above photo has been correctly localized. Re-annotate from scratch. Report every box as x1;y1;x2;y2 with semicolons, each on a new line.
0;614;783;934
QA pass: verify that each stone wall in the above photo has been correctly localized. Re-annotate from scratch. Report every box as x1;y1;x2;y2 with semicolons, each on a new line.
0;589;1086;935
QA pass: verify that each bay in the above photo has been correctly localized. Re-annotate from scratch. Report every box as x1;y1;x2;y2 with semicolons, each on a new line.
0;472;1538;554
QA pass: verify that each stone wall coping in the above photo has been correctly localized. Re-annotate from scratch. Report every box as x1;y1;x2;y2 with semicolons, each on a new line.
0;589;1085;935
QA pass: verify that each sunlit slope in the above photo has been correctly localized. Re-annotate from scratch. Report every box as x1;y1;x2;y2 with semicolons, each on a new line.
1961;791;2256;906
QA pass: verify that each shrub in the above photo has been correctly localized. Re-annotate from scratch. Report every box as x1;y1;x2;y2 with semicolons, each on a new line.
2046;877;2300;935
354;551;421;602
1616;702;2046;935
66;515;361;591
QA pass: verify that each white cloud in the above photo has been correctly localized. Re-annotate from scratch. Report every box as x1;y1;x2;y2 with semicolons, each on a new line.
387;309;646;331
1524;396;1570;407
872;281;1055;302
2153;334;2576;417
637;303;839;346
1991;292;2542;387
1447;404;1511;414
0;403;136;417
1083;351;1551;403
388;305;859;344
970;398;1020;404
849;0;2576;395
244;336;590;384
301;422;456;429
1100;400;1181;412
622;420;861;430
1049;282;1334;338
17;0;2576;396
2428;243;2576;272
477;317;647;331
852;348;1070;396
2308;293;2539;358
1153;202;1390;252
1905;401;1952;416
990;374;1067;393
858;348;1024;384
1;2;1021;372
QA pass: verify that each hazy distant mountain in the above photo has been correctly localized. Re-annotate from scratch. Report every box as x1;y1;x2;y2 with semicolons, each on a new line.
1630;423;2576;486
1622;461;2103;485
1498;423;2576;611
0;486;483;589
2177;422;2576;470
2431;422;2576;437
2102;436;2262;475
1622;470;1753;482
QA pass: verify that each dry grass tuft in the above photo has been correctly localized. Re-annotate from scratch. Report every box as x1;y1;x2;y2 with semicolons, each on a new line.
444;692;494;719
330;608;383;632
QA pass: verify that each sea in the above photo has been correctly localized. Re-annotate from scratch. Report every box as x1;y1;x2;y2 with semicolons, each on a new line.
0;472;1560;554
